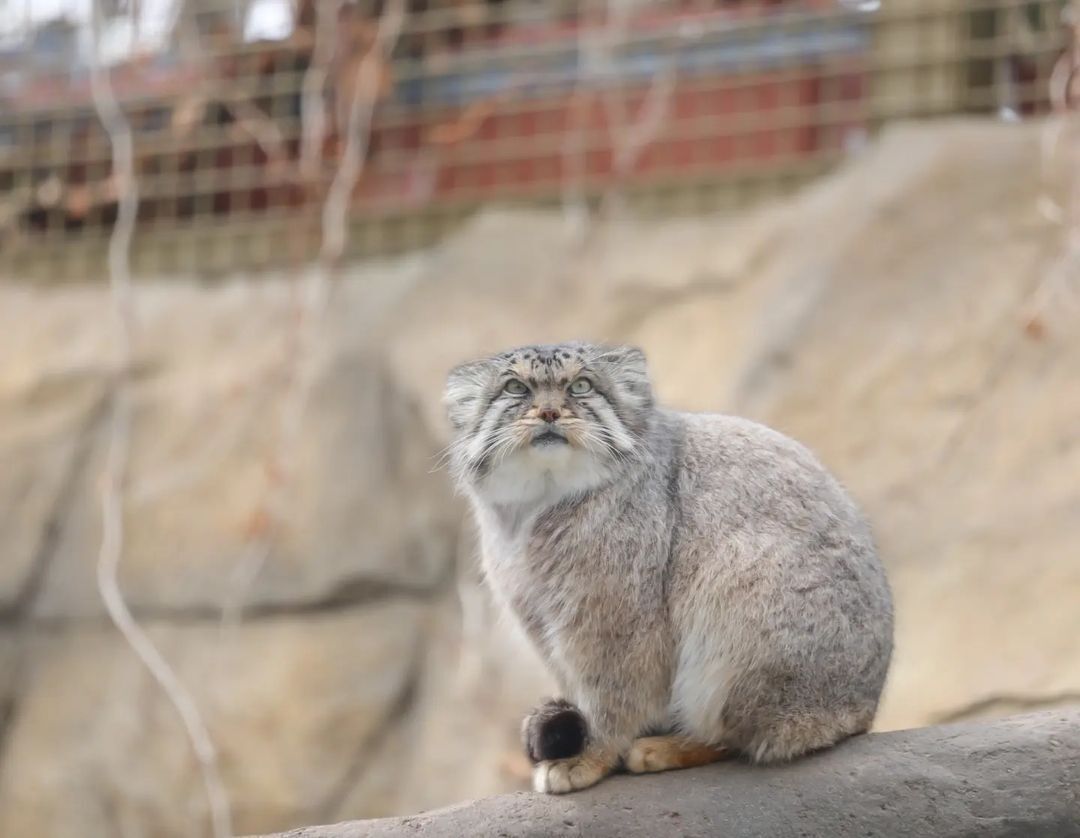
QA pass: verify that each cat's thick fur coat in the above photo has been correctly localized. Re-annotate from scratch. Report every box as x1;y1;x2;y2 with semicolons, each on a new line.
444;343;893;794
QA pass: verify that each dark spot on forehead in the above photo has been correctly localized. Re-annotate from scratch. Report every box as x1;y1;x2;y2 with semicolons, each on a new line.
526;346;557;365
495;343;597;369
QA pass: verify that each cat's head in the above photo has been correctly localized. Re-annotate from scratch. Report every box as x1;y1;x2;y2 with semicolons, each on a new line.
443;342;655;504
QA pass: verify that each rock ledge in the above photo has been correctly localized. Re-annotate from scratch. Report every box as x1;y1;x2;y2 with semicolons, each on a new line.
256;710;1080;838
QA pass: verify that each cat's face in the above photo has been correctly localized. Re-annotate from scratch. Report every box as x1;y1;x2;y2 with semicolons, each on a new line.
443;343;654;505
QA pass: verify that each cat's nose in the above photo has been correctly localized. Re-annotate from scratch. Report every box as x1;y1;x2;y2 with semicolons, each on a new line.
538;407;561;423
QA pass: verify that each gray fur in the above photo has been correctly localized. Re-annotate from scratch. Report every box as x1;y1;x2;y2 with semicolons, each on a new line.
444;342;893;789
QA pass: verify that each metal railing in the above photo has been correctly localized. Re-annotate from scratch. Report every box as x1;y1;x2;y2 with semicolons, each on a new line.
0;0;1069;279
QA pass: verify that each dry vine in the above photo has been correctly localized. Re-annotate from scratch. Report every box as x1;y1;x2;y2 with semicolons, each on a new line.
1028;0;1080;337
220;0;407;630
88;1;233;836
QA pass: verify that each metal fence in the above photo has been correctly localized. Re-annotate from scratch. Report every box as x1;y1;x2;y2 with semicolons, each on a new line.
0;0;1070;280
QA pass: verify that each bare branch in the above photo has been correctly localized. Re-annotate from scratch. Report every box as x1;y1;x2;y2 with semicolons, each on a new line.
320;0;406;267
560;8;596;237
596;0;675;220
218;0;408;632
88;3;233;837
1027;1;1080;337
299;0;337;180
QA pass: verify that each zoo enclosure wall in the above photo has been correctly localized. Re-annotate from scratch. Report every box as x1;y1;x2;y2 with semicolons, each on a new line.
0;0;1070;280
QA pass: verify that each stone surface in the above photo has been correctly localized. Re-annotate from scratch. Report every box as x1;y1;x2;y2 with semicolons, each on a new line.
0;118;1078;837
0;343;108;615
256;710;1080;838
63;275;454;619
0;603;427;838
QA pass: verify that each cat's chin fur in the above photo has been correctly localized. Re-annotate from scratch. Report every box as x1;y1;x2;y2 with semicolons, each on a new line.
475;443;612;509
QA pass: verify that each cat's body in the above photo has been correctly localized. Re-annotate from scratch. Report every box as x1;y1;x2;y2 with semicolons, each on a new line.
444;343;892;794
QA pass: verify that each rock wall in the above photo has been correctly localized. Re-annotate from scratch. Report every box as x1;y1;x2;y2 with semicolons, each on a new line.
0;118;1078;836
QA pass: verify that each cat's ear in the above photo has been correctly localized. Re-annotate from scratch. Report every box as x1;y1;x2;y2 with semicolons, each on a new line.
593;345;653;417
595;345;648;377
444;359;492;432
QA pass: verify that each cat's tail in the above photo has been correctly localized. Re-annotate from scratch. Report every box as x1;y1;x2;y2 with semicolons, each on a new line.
521;698;588;763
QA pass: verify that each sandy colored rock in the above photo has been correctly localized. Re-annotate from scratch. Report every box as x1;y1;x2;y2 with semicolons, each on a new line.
0;603;426;838
0;632;17;726
0;262;458;619
388;584;554;816
0;355;107;613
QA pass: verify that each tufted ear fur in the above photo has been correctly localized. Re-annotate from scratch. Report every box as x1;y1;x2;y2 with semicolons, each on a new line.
594;344;647;367
443;358;494;432
590;344;654;425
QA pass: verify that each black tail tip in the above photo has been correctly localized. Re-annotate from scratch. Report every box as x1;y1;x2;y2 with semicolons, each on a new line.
523;698;588;763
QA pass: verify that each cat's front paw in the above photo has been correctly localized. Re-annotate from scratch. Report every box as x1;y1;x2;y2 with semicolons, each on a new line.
532;750;613;794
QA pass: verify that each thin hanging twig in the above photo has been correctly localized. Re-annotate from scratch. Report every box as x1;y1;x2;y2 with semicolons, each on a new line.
597;0;675;220
219;0;407;631
1027;0;1080;337
320;0;406;269
299;0;338;181
88;2;233;836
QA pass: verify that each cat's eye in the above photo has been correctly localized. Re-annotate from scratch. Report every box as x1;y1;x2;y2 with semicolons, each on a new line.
504;379;528;395
569;378;593;395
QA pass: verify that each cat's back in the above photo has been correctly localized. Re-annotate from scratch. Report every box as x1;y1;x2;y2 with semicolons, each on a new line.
665;410;874;556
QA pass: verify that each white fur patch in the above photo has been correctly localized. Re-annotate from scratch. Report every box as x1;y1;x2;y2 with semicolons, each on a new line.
532;756;606;794
669;605;733;742
478;443;609;509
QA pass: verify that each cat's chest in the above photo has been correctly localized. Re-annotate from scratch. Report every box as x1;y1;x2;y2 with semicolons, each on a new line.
480;507;596;618
483;516;586;590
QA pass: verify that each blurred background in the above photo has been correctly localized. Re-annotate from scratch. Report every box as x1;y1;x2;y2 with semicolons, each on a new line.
0;1;1078;836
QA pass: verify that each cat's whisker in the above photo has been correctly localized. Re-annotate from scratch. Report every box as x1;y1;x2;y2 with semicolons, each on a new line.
429;440;461;474
464;426;526;479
